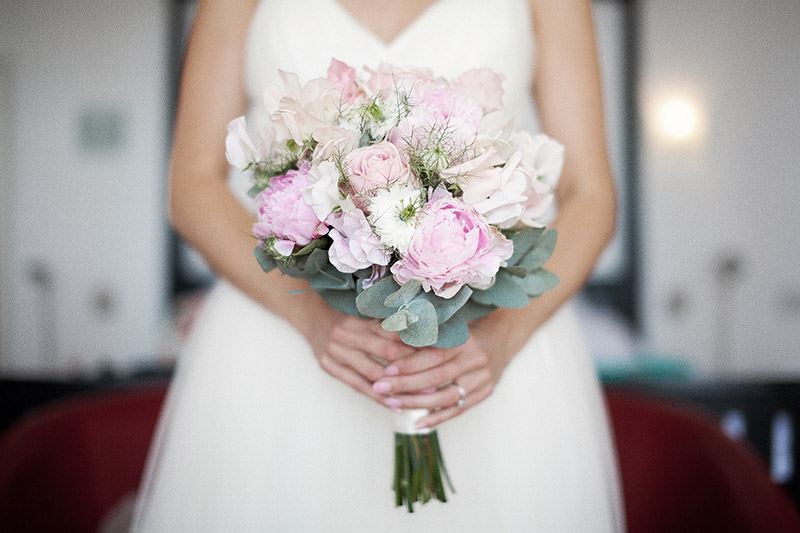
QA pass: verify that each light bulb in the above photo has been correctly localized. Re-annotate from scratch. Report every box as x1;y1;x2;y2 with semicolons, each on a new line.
657;97;700;142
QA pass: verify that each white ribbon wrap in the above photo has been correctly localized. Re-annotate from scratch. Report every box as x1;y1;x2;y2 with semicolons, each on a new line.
393;408;431;435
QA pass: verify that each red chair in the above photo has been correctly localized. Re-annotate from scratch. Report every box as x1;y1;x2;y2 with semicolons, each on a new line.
0;387;166;533
1;386;798;532
607;391;800;532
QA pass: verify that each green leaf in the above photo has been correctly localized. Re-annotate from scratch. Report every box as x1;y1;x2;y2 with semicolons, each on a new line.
456;300;496;323
382;308;419;331
356;276;401;318
294;237;329;256
506;228;545;266
385;280;422;308
309;263;354;291
398;298;438;346
317;289;359;316
303;248;329;274
521;269;560;297
432;315;469;348
420;286;473;324
253;245;277;273
518;229;557;271
502;265;528;278
471;271;530;308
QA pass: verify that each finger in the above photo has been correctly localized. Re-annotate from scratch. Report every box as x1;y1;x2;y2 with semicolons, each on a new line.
383;347;460;377
373;350;487;396
333;324;414;362
318;353;387;406
416;382;495;429
328;342;385;382
382;368;491;411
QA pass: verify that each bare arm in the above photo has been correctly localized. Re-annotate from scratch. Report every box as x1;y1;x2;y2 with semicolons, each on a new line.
169;0;410;403
372;0;617;426
475;0;617;355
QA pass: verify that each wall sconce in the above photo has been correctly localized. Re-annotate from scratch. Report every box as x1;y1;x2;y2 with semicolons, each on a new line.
653;95;705;144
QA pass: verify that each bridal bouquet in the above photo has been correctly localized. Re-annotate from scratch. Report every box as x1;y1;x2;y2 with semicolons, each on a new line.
226;59;563;511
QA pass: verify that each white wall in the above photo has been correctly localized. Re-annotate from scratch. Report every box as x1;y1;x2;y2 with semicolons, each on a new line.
639;0;800;376
0;0;169;377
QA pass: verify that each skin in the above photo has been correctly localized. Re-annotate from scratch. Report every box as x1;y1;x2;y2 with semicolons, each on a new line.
171;0;615;429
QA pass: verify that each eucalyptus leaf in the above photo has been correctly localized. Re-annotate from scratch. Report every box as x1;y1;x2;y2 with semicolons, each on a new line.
471;271;530;308
456;300;497;323
318;289;359;316
432;315;469;348
309;262;354;290
420;286;473;324
521;269;560;297
398;298;438;346
518;229;557;271
356;276;401;318
382;308;418;331
507;227;545;266
385;279;422;308
253;245;277;273
303;248;329;274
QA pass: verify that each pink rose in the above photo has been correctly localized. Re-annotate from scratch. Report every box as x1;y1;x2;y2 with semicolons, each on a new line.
252;163;328;256
346;141;413;194
391;189;513;298
326;58;363;104
328;208;391;273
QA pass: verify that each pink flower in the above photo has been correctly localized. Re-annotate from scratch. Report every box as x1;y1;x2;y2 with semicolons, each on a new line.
389;83;483;151
252;163;328;256
327;58;363;104
346;141;414;194
441;148;529;228
453;68;505;113
365;63;435;97
391;189;513;298
328;208;391;273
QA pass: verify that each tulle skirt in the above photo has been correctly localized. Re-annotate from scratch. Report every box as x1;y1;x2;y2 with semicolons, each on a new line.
131;280;624;532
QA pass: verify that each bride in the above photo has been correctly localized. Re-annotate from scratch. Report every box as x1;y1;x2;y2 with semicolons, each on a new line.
132;0;624;530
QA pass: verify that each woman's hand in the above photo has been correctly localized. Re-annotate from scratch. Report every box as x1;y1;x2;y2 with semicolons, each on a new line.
306;310;417;406
371;321;515;428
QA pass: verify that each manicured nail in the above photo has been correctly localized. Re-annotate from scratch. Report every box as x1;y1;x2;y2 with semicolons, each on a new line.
384;365;399;376
415;420;429;430
386;397;402;409
373;380;391;394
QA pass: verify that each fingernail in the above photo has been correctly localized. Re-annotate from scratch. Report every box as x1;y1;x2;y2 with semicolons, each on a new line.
421;387;436;394
415;420;429;430
384;365;399;376
373;380;391;394
386;397;402;409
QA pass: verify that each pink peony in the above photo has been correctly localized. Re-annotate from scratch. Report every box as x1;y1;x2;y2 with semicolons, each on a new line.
328;208;391;273
391;189;513;298
252;163;328;256
345;141;414;194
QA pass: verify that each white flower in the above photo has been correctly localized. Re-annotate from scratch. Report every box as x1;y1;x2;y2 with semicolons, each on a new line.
513;132;564;188
225;116;274;169
367;183;424;253
304;161;347;221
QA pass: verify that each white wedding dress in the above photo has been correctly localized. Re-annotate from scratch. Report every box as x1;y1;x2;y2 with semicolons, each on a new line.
131;0;625;531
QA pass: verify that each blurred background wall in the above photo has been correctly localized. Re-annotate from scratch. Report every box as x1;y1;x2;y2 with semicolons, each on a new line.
638;0;800;377
0;0;798;380
1;0;170;377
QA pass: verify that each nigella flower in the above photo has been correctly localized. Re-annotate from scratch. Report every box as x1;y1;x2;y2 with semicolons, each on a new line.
367;183;424;254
